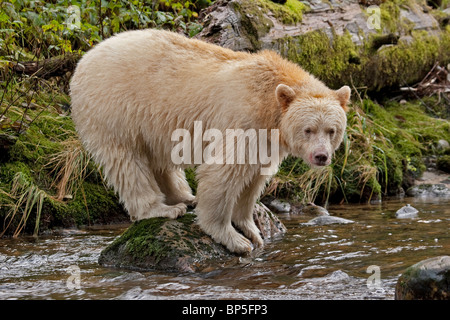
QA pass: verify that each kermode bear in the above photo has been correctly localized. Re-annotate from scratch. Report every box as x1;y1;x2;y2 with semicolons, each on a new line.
70;29;350;253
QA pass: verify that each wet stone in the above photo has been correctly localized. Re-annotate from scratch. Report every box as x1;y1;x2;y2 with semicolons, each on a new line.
406;184;450;197
253;203;287;239
302;215;354;226
98;203;286;272
300;203;330;216
395;204;419;219
98;214;230;273
437;139;449;150
396;256;450;300
265;199;291;213
289;203;330;216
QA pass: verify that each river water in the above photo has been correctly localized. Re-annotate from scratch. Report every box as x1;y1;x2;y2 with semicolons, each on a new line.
0;197;449;300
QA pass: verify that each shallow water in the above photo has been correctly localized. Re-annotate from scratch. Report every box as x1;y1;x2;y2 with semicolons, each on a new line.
0;197;449;300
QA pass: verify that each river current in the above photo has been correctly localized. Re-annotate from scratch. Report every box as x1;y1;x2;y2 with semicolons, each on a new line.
0;197;449;300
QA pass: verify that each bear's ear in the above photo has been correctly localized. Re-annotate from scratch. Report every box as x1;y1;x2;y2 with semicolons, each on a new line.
335;86;351;111
275;84;296;110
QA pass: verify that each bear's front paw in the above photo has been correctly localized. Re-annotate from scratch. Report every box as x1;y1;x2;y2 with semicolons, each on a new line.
229;234;253;254
198;220;253;254
234;220;264;249
220;228;253;254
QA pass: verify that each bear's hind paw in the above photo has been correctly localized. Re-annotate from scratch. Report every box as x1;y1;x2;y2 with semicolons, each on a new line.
140;203;187;220
183;195;197;207
161;203;187;219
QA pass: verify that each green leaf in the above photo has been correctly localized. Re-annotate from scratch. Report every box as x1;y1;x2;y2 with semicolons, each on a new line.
156;11;167;23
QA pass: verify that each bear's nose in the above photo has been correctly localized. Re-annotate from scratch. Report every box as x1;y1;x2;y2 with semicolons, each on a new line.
314;153;328;166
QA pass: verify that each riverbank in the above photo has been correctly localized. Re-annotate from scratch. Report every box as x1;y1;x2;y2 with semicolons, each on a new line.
1;0;450;236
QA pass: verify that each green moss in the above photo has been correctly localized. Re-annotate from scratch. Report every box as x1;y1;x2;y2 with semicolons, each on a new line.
353;99;450;196
176;213;197;226
258;0;307;25
379;0;408;34
231;0;308;50
98;213;234;271
232;0;308;50
5;110;75;168
184;168;197;195
104;213;204;264
62;182;125;226
278;30;358;88
367;31;441;89
108;217;170;262
0;161;33;182
228;0;450;90
268;6;450;91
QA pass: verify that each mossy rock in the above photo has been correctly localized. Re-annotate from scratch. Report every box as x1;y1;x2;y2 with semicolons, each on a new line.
98;213;231;272
99;204;286;272
395;256;450;300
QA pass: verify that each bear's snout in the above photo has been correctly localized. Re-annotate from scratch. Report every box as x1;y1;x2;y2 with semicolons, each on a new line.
312;151;330;166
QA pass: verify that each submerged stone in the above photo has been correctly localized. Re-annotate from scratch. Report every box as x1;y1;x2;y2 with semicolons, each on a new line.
302;215;354;226
99;203;286;272
396;256;450;300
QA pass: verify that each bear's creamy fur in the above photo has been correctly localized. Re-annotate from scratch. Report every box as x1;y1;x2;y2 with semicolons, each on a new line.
70;29;350;253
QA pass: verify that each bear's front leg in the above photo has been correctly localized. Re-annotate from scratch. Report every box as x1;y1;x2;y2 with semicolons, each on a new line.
195;164;257;254
232;173;269;248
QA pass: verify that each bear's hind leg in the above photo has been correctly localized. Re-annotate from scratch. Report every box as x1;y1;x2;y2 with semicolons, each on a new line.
154;169;196;206
102;149;186;220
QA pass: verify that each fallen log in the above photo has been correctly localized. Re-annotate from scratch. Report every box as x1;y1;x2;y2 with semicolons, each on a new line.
11;53;80;79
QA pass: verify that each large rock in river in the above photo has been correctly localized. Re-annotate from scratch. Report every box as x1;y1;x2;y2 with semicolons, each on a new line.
98;203;286;272
395;256;450;300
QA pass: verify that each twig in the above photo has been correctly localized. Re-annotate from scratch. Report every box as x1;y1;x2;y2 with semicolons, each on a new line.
98;1;105;39
401;77;439;116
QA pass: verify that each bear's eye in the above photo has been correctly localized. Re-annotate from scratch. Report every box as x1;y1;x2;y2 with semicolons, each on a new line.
328;129;335;136
304;128;312;135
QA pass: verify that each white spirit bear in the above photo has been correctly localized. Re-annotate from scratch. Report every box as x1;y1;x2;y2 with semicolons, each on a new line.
70;29;350;253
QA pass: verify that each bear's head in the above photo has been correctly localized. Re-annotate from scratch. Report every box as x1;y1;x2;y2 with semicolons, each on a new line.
277;84;350;168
